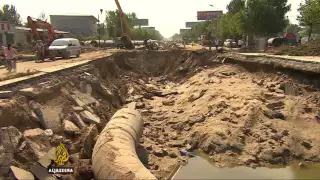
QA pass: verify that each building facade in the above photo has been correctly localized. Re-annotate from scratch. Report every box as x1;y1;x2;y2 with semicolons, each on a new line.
0;21;15;46
14;27;70;45
50;15;98;36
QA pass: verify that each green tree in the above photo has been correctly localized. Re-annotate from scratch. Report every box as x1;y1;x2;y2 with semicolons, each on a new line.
105;10;163;40
227;0;245;14
132;27;163;40
285;23;302;34
245;0;291;36
0;4;22;26
105;10;137;38
297;0;320;39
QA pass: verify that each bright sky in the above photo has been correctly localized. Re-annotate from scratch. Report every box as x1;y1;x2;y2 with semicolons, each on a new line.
3;0;303;38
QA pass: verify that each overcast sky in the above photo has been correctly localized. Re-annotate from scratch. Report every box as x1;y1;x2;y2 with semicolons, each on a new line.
3;0;303;38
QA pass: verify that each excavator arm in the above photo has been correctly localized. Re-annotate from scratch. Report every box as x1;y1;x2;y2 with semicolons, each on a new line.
114;0;134;49
27;16;56;42
114;0;131;37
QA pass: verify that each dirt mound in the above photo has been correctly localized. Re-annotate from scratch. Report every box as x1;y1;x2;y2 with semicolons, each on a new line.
272;40;320;56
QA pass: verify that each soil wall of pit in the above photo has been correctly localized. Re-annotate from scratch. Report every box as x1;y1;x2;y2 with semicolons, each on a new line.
0;50;320;179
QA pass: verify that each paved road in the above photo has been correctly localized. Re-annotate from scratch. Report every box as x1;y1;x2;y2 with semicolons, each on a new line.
0;51;110;78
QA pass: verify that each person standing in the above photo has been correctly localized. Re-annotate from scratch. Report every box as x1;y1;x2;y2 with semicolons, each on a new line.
238;39;244;48
4;44;17;73
35;40;45;62
215;39;219;51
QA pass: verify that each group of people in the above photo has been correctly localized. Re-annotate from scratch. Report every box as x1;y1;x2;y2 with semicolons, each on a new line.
0;43;18;73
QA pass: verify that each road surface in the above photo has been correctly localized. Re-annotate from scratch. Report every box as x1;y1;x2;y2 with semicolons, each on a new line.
0;51;109;78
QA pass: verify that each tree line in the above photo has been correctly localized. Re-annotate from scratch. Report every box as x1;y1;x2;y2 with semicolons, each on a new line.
178;0;320;41
0;4;163;41
105;10;163;40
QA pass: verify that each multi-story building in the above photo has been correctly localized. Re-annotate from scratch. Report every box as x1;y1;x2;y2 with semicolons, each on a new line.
50;15;99;36
0;21;15;46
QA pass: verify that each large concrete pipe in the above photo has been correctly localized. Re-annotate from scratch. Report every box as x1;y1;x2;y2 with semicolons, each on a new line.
92;107;156;180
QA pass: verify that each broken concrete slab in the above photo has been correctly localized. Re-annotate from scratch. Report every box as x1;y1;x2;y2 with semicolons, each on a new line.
19;87;40;97
0;91;13;99
70;112;86;129
72;106;84;112
38;148;56;168
10;166;35;180
86;84;93;95
23;128;51;160
71;95;85;107
37;107;63;132
72;90;97;106
0;126;22;153
63;120;80;134
0;150;14;176
80;111;100;124
30;163;56;180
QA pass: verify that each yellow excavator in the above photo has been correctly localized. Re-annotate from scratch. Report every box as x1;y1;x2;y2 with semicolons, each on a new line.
114;0;135;49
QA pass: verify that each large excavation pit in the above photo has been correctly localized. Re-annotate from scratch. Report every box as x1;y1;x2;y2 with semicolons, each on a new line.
0;50;320;179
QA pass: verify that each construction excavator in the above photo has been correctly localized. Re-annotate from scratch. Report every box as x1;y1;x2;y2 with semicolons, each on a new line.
114;0;135;49
27;16;57;61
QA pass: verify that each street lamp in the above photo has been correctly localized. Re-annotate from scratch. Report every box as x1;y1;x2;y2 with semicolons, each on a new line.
98;9;103;47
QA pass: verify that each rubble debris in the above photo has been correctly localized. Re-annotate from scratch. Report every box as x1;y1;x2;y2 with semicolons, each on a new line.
38;148;56;168
79;125;98;159
70;112;86;129
0;91;13;99
73;106;84;112
72;90;97;106
279;82;299;96
23;128;51;159
44;129;53;137
63;120;81;135
301;140;312;150
0;126;22;153
0;148;14;176
30;163;56;180
162;99;175;106
10;166;35;180
75;159;93;180
36;107;63;132
188;89;207;102
19;87;40;97
80;111;100;124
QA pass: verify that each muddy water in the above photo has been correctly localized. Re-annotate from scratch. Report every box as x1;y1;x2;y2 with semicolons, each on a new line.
173;153;320;180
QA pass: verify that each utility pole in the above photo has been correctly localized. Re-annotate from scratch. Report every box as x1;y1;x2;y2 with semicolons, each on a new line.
98;9;103;47
98;13;100;47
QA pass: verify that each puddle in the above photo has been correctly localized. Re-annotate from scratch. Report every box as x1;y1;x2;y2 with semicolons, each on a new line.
173;153;320;179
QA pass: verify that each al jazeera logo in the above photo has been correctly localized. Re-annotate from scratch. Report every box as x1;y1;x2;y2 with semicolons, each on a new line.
48;143;74;174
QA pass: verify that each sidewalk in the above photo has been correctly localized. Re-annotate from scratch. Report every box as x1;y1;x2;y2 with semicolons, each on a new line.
239;53;320;64
0;51;113;88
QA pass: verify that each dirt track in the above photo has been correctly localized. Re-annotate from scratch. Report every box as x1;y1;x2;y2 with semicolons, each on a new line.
0;50;320;179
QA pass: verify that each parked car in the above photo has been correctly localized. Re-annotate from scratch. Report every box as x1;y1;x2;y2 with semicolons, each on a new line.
48;38;81;59
224;39;237;48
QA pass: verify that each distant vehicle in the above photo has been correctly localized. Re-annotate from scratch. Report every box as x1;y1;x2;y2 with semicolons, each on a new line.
224;39;237;48
114;37;125;49
268;33;297;47
48;38;81;59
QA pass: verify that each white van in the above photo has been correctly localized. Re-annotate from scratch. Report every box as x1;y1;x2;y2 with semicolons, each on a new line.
49;38;81;59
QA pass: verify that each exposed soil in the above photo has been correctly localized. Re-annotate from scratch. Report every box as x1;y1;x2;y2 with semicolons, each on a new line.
269;40;320;56
1;50;320;179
